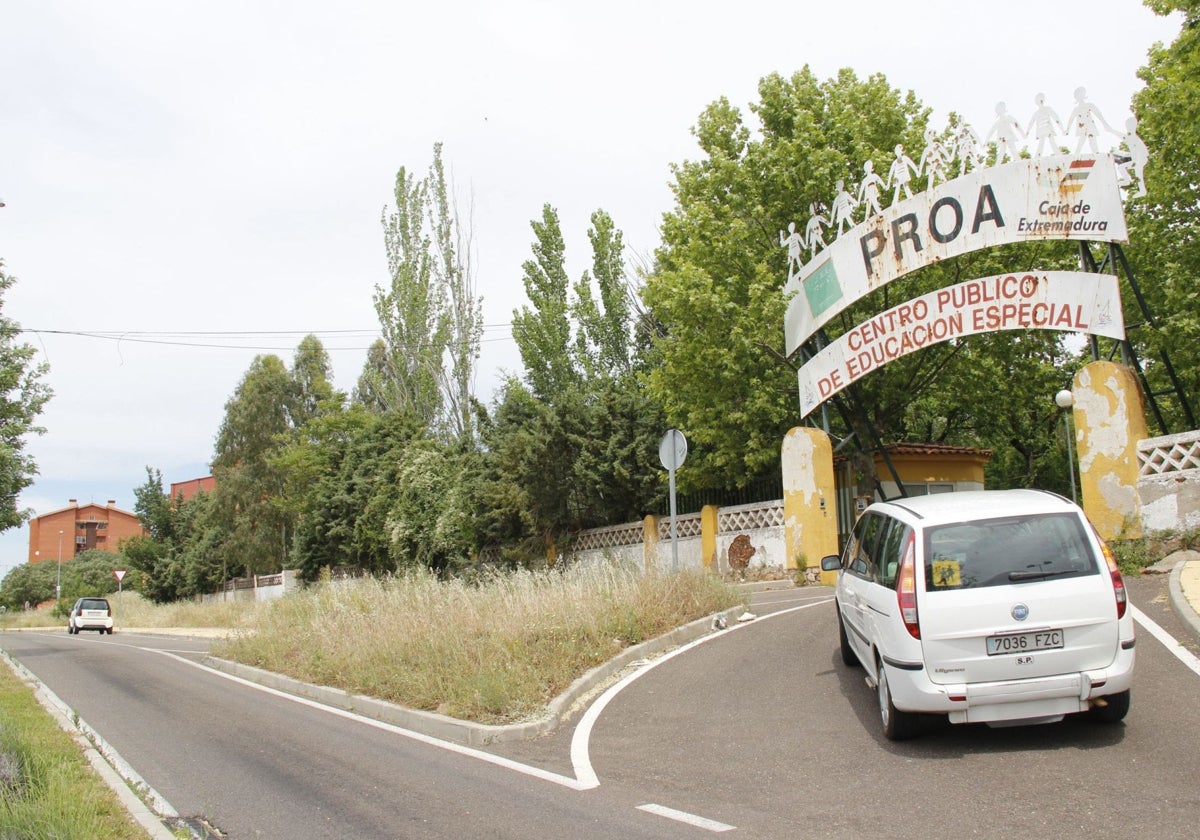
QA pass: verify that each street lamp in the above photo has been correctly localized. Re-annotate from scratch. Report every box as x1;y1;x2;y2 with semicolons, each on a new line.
1055;389;1078;504
57;529;63;601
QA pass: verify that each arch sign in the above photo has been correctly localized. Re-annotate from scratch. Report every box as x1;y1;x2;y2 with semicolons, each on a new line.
783;91;1143;419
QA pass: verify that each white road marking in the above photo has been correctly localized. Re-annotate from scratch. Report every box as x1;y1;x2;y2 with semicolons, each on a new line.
570;598;832;788
1131;605;1200;678
149;649;595;790
10;600;837;798
637;803;735;833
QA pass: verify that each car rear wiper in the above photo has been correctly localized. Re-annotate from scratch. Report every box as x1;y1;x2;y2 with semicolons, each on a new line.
1008;568;1076;582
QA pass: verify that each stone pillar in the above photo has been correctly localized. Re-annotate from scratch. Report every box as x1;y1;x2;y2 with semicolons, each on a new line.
782;427;839;583
642;515;661;574
701;505;719;573
1073;360;1149;540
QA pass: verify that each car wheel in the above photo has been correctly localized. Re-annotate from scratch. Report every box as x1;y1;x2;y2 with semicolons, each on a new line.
106;628;113;635
877;658;919;741
837;606;859;667
1089;689;1130;723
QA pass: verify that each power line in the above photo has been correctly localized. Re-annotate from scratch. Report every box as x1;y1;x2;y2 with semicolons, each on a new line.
16;325;516;351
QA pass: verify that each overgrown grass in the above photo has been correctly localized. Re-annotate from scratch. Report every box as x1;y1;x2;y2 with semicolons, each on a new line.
214;564;744;725
113;591;265;630
0;656;149;839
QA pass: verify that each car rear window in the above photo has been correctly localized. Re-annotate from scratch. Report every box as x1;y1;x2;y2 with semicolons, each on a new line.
923;512;1098;591
80;599;109;611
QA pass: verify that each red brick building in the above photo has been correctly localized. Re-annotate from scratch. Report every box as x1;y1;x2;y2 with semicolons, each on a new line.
170;475;215;502
27;500;145;565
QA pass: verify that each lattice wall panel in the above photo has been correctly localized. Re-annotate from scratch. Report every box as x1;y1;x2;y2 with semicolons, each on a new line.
1138;434;1200;476
573;522;645;553
719;502;784;532
657;513;703;540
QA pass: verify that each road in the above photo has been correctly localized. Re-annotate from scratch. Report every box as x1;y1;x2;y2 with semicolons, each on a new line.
3;574;1198;839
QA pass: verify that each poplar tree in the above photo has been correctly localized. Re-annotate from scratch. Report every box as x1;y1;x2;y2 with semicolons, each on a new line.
372;144;482;440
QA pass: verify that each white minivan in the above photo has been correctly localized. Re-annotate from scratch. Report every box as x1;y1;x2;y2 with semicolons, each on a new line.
821;489;1135;740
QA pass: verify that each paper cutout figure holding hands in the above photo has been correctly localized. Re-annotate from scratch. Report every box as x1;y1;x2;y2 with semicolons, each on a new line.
805;203;830;257
887;144;919;203
857;160;886;221
918;129;948;188
1067;86;1116;154
829;179;858;235
780;221;805;280
1026;93;1065;156
1118;117;1148;198
954;123;982;175
986;102;1025;164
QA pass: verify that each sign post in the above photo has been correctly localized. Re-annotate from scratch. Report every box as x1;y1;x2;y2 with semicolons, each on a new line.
113;569;126;629
658;429;688;573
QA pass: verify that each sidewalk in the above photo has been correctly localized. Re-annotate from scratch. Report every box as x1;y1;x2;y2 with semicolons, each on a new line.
1167;552;1200;644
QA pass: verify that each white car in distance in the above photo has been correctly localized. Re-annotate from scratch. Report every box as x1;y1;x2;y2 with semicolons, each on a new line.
68;597;114;635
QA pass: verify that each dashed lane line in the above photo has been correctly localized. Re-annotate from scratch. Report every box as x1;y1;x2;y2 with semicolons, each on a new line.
637;803;735;833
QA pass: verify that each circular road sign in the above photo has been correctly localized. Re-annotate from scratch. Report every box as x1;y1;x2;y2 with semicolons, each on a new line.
658;429;688;471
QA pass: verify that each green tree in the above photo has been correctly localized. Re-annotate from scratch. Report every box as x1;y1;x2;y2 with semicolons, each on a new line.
644;68;1092;496
644;69;929;491
57;549;125;604
211;354;295;576
1126;1;1200;431
573;210;633;381
0;261;52;531
374;144;482;440
0;560;57;609
388;438;479;573
289;334;339;428
287;408;420;580
429;149;484;442
133;467;176;541
376;163;445;427
511;204;577;401
486;205;666;555
353;339;392;413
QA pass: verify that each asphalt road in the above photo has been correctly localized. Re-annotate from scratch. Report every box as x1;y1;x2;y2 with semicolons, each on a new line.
3;575;1198;839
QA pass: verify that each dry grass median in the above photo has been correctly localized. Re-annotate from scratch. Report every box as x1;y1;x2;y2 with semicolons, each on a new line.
213;564;743;724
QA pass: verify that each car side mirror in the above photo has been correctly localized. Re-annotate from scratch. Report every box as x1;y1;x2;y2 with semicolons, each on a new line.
820;555;842;572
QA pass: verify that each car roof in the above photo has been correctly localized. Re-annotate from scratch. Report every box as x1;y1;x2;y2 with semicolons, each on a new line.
869;489;1079;525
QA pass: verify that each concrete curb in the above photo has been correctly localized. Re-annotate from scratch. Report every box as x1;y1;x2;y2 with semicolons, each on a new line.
203;603;750;747
1168;560;1200;645
0;649;178;840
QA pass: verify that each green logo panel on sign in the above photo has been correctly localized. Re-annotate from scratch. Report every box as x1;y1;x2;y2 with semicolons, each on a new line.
803;259;843;318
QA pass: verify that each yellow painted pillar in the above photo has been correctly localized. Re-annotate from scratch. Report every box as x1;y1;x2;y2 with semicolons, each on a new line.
782;427;839;584
1073;361;1149;540
642;515;660;574
701;505;719;573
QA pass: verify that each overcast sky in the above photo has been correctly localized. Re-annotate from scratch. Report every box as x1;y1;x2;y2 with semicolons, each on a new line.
0;0;1183;579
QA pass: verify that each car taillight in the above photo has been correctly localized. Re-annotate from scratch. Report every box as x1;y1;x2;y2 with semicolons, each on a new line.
897;534;920;639
1097;536;1127;619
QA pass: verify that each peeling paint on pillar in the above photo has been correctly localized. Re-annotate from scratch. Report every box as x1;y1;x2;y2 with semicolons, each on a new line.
701;505;719;572
1073;361;1149;540
642;515;660;574
782;427;839;582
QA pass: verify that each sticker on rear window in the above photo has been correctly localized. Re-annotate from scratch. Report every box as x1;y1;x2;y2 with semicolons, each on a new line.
932;559;962;587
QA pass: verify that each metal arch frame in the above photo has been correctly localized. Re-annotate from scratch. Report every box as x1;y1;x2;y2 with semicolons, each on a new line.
1077;241;1196;435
